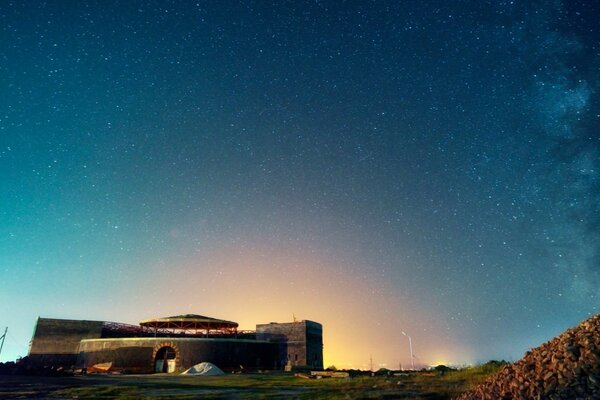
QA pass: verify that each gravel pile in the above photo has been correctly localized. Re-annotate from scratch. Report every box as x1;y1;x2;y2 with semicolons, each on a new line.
181;362;224;376
456;313;600;400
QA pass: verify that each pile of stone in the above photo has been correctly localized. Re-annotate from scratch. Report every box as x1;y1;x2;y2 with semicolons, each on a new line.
457;313;600;400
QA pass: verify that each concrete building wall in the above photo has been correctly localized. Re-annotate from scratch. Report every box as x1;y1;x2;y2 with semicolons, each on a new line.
77;338;279;373
28;318;104;367
256;320;323;369
306;321;324;370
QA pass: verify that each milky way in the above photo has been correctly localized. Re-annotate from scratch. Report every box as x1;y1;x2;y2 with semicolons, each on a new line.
0;1;598;368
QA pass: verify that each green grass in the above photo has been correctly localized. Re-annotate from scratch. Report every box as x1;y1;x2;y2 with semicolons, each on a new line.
51;385;141;400
2;366;505;400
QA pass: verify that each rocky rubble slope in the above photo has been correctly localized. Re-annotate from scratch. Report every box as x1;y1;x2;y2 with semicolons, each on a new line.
456;313;600;400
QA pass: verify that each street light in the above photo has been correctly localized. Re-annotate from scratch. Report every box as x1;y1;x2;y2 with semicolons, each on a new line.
401;331;415;370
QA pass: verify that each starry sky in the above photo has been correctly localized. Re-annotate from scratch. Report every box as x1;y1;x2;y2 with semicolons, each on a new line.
1;1;599;369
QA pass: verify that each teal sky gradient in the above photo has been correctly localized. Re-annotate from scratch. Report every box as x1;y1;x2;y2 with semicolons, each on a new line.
1;0;599;367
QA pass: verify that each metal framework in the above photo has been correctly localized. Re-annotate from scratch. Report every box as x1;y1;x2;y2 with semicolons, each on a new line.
139;314;239;336
102;321;143;336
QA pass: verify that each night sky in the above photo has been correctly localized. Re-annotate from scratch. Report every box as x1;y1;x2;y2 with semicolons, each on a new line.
1;1;599;369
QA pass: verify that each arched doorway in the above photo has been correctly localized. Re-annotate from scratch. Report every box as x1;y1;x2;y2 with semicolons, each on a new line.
154;346;177;373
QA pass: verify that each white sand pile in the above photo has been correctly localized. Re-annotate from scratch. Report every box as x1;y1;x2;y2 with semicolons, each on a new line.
181;362;225;376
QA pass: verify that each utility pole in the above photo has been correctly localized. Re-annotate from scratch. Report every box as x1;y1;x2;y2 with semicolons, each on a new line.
369;354;373;372
0;327;7;361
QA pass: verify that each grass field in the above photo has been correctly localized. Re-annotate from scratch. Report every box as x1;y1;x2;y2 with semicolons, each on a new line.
0;365;500;400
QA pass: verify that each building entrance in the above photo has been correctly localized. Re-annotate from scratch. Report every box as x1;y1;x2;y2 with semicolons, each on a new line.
154;346;177;373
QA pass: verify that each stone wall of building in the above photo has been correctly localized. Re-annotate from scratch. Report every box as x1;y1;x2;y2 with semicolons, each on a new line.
28;318;104;367
27;316;323;372
256;320;323;369
77;337;279;373
306;321;324;369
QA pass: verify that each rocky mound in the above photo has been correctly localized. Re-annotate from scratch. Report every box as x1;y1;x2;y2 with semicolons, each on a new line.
457;313;600;400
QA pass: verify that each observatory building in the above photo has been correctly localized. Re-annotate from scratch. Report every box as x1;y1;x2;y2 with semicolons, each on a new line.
28;314;323;373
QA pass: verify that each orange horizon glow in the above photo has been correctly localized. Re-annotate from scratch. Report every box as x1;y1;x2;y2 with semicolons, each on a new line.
92;241;477;369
